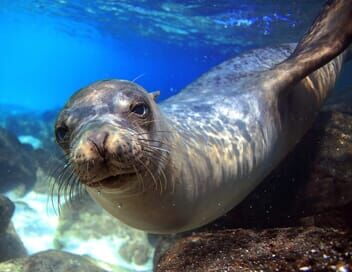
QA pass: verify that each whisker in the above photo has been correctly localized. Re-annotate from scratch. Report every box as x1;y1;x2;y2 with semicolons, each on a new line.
135;130;173;136
134;141;172;193
138;138;176;149
133;164;145;193
131;73;145;83
147;157;169;193
136;157;159;193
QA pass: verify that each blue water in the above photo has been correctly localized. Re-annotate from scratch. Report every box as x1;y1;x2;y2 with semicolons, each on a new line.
0;13;223;110
0;1;325;111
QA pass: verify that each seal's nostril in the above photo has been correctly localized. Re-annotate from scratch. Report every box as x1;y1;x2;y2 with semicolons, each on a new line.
88;131;109;159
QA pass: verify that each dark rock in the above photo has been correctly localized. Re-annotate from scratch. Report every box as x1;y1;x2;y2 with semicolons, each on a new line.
325;88;352;114
152;234;181;269
5;114;42;140
3;110;58;149
0;195;15;233
205;109;352;231
0;128;37;193
1;109;66;183
0;195;27;262
0;250;108;272
156;227;352;272
119;241;150;266
3;109;59;145
0;223;27;262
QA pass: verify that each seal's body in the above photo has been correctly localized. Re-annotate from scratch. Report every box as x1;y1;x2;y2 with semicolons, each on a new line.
55;0;352;233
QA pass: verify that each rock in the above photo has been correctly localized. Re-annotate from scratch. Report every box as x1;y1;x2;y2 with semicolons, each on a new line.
1;108;64;184
0;195;15;233
5;114;42;140
203;109;352;231
293;110;352;227
156;227;352;272
118;241;150;266
0;250;109;272
0;195;27;262
0;111;64;195
53;193;153;269
0;223;27;262
3;110;59;149
0;128;37;194
325;88;352;114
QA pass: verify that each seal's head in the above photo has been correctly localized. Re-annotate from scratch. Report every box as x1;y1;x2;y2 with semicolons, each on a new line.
55;79;166;193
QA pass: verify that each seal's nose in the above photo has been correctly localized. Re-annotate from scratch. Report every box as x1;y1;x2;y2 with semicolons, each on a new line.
87;131;109;159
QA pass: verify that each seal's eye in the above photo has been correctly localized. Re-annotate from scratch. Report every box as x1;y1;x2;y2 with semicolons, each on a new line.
55;125;69;143
131;103;149;118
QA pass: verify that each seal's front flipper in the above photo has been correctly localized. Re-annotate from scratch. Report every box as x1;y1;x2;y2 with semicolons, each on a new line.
264;0;352;93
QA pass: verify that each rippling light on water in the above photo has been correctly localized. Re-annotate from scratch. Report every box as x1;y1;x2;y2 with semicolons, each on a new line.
0;0;324;111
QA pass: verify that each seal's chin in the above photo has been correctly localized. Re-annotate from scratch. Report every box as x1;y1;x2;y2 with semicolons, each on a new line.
86;172;137;189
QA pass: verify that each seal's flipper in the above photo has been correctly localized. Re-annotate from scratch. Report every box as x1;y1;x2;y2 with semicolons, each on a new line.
264;0;352;93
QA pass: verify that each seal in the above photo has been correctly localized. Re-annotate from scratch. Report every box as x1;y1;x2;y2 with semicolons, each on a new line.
55;0;352;233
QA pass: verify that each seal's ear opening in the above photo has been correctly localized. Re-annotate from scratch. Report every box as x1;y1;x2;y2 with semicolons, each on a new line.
150;91;160;101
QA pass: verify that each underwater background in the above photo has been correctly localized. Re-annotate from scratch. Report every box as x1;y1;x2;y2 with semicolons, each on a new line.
0;1;351;271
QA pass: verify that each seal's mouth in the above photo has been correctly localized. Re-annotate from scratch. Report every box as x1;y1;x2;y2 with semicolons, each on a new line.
86;172;137;188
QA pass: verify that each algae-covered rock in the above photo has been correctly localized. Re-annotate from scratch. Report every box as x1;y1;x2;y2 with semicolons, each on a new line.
118;241;150;266
156;227;352;272
54;193;153;270
0;250;109;272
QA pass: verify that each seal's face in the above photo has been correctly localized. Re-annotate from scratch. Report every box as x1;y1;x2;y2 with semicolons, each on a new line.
55;79;164;191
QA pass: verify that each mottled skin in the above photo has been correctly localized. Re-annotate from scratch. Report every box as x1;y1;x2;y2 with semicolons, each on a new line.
55;0;352;233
